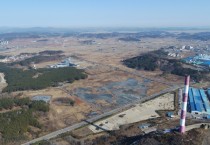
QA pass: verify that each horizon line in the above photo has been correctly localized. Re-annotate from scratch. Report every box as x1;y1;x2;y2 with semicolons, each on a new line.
0;26;210;29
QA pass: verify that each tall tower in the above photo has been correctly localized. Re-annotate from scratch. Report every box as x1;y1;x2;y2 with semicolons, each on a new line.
179;75;190;133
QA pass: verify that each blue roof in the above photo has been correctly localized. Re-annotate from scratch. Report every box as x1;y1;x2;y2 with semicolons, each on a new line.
207;115;210;119
201;60;210;65
190;102;196;112
192;88;200;98
189;88;210;114
207;89;210;96
189;88;196;111
195;103;202;112
167;112;174;116
200;89;210;114
189;88;194;103
183;57;194;62
192;88;205;112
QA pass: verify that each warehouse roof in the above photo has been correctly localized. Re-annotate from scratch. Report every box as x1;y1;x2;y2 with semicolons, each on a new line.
188;88;210;114
207;89;210;97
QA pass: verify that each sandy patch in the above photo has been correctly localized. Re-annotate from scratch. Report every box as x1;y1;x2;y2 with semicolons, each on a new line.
89;93;174;133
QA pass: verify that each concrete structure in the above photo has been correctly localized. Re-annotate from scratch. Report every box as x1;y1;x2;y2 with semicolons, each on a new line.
180;75;190;133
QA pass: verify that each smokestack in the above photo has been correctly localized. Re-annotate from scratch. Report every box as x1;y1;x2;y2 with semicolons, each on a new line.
179;75;190;133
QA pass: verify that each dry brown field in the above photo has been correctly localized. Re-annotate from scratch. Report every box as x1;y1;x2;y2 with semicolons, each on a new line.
0;35;203;136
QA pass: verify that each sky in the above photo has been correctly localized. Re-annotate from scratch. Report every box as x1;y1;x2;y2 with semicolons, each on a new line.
0;0;210;28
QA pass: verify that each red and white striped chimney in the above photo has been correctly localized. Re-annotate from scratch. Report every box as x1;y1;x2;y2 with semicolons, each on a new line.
179;75;190;133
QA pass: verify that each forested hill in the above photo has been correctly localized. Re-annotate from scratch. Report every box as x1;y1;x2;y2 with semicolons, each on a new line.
123;50;208;82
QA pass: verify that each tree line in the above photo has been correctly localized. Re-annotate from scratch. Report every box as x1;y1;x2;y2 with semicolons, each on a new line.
0;63;87;92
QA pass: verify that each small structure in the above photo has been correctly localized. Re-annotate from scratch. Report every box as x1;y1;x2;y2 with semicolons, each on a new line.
166;112;174;118
138;123;151;129
32;95;51;103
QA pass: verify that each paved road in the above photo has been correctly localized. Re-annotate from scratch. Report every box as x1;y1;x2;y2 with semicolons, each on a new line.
22;86;180;145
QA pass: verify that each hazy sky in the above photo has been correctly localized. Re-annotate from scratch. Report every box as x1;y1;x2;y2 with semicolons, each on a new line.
0;0;210;27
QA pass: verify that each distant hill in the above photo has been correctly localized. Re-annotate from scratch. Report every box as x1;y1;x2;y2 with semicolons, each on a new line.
123;50;209;82
119;37;140;42
177;32;210;41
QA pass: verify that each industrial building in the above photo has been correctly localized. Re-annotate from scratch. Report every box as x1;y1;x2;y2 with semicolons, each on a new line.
184;54;210;67
188;87;210;119
0;40;9;45
49;58;77;68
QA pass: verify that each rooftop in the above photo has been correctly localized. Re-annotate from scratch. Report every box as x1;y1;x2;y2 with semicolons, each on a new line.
188;88;210;114
183;54;210;67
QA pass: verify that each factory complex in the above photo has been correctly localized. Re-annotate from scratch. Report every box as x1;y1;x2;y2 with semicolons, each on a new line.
49;58;78;68
188;87;210;119
179;76;210;133
184;54;210;67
